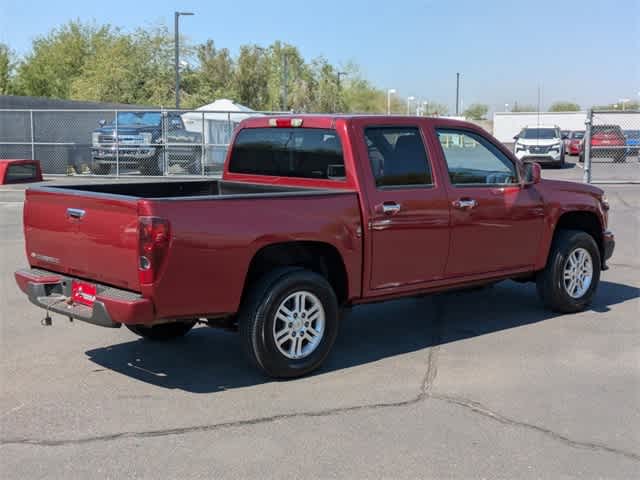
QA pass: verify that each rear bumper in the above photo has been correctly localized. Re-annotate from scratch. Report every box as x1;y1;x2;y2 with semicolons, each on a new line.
14;268;154;328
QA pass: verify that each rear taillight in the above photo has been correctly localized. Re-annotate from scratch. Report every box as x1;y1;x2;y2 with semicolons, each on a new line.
138;216;170;284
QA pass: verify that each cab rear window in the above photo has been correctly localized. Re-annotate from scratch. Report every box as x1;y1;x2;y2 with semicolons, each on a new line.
229;128;345;180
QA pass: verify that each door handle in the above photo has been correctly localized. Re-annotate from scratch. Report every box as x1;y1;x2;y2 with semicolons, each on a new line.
66;208;86;219
453;198;477;209
377;202;401;215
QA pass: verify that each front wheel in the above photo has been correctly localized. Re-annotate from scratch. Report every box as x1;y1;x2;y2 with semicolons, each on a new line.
239;268;339;378
126;320;196;341
536;230;601;313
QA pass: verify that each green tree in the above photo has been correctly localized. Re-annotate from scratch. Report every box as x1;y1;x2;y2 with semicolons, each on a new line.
13;20;113;98
549;101;580;112
0;43;15;94
593;100;640;111
511;103;537;112
422;101;449;116
463;103;489;120
190;40;234;104
234;45;271;110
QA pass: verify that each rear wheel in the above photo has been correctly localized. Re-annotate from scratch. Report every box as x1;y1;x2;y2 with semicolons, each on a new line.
239;268;339;378
126;320;196;341
536;230;601;313
140;153;163;176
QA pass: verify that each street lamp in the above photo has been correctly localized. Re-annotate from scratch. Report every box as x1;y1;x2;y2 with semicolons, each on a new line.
407;96;416;115
387;89;396;114
619;98;630;111
175;11;194;109
504;103;510;112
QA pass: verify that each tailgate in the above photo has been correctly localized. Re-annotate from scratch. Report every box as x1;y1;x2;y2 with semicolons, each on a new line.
24;188;141;291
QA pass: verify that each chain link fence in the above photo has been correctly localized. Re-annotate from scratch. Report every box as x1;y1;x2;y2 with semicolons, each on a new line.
582;110;640;184
0;109;271;176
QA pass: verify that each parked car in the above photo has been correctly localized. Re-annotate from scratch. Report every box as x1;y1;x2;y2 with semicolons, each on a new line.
90;111;202;175
566;130;585;156
579;124;627;163
623;129;640;156
513;125;565;167
15;115;614;378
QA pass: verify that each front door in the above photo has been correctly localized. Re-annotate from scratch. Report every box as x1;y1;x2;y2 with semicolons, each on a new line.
435;128;545;277
361;126;450;290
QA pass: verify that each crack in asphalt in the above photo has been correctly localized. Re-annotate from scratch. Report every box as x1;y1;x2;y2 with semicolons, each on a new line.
2;295;638;464
429;393;640;462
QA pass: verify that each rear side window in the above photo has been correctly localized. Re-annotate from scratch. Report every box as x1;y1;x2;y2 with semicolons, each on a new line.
229;128;345;180
5;164;37;183
364;127;432;188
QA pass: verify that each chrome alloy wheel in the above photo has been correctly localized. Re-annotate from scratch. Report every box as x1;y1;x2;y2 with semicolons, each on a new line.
273;291;325;360
563;247;593;299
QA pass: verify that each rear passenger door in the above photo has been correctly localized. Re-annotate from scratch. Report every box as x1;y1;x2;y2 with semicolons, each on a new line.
360;125;450;291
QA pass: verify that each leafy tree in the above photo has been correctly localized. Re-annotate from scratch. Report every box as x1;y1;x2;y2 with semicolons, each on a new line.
422;101;449;116
592;101;640;111
233;45;271;110
463;103;489;120
191;40;234;105
0;43;15;95
549;101;580;112
511;103;537;112
13;21;113;98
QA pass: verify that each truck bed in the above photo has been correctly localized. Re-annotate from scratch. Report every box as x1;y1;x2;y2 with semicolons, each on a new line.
23;180;362;320
44;179;337;199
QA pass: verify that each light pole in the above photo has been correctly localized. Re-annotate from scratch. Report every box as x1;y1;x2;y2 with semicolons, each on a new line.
618;98;630;111
174;11;194;109
455;72;461;116
387;89;396;114
504;103;509;112
335;71;347;112
407;96;416;115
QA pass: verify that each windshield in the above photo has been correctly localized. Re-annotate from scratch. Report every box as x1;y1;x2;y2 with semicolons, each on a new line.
116;112;162;126
520;128;557;140
573;131;585;139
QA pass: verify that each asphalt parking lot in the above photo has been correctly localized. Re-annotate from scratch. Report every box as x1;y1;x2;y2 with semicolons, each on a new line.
1;163;639;478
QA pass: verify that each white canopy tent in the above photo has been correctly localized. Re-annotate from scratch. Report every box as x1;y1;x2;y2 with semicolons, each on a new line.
182;99;261;168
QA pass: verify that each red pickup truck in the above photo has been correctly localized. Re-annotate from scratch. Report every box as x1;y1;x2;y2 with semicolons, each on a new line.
15;115;615;378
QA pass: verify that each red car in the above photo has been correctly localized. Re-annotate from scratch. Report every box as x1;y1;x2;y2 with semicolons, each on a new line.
580;125;627;162
566;130;584;155
15;115;615;378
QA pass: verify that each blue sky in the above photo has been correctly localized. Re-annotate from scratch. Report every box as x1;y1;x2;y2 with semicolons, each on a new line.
1;0;638;111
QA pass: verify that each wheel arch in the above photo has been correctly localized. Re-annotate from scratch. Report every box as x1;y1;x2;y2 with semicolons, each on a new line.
242;241;350;306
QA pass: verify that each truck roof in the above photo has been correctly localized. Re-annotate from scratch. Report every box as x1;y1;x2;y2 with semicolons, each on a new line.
238;114;475;130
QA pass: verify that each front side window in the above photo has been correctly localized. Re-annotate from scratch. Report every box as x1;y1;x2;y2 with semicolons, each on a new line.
437;129;518;186
364;127;432;188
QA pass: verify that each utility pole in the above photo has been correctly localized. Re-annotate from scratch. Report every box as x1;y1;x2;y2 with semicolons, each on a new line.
335;71;347;112
455;72;460;116
174;11;194;109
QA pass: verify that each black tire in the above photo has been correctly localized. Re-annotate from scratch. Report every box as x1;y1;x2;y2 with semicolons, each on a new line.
238;267;339;379
614;152;626;163
140;152;162;176
126;320;196;341
90;162;111;175
536;229;601;313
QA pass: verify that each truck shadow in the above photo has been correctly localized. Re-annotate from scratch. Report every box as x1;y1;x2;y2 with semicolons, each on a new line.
85;280;638;393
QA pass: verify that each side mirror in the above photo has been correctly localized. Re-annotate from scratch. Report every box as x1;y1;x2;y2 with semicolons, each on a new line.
513;135;519;140
524;162;541;184
98;119;107;127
